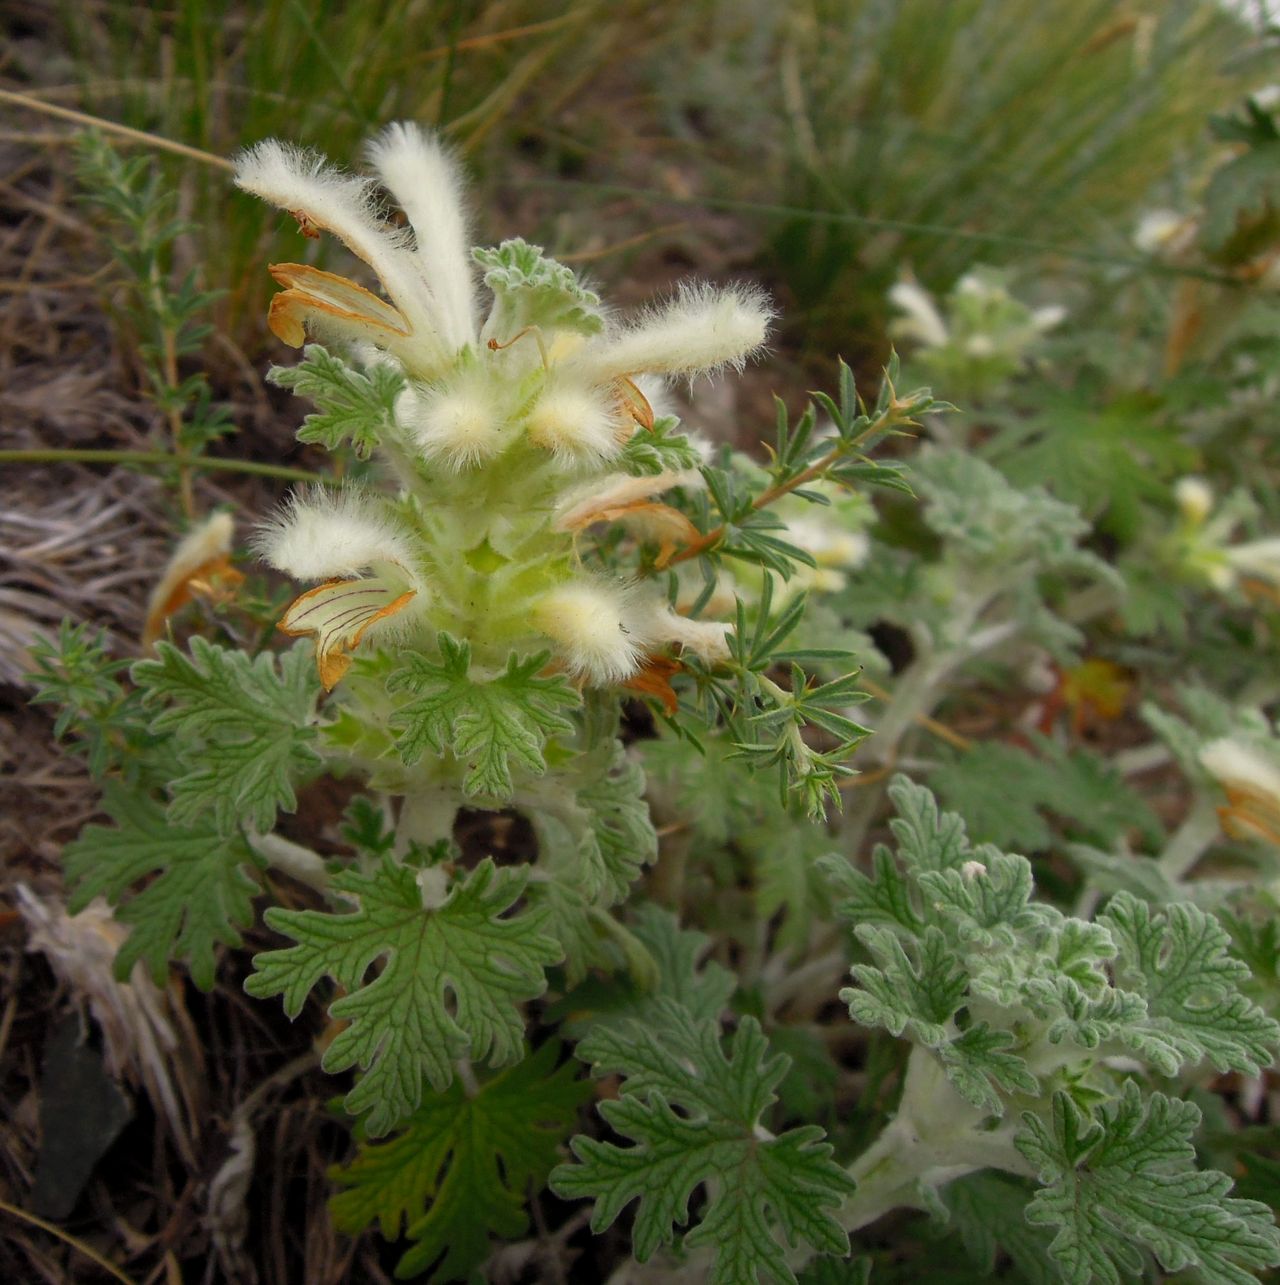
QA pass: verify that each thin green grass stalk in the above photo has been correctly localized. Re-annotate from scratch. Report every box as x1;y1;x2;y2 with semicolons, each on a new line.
0;449;329;486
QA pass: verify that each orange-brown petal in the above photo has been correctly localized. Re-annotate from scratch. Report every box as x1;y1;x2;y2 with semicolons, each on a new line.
266;263;411;348
621;655;682;714
279;578;417;690
616;377;655;431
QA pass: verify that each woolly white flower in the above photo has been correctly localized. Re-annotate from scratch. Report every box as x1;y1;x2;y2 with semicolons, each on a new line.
255;489;416;580
526;379;625;461
555;469;703;531
234;123;476;375
1226;537;1280;586
638;601;733;663
1134;209;1194;257
532;580;646;684
555;469;703;564
143;510;242;648
364;123;476;352
1175;476;1215;526
532;577;733;683
783;515;869;570
888;280;949;348
1031;304;1067;332
401;377;508;470
564;282;772;385
1200;737;1280;846
255;490;426;689
1201;738;1280;803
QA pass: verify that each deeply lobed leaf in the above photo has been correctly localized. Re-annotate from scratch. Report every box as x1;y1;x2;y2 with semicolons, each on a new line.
1017;1082;1280;1285
247;856;562;1135
134;638;321;832
388;633;579;802
552;998;855;1283
331;1042;588;1281
64;783;260;989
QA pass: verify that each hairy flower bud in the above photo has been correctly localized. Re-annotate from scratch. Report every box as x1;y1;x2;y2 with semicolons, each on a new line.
526;380;624;461
532;580;645;684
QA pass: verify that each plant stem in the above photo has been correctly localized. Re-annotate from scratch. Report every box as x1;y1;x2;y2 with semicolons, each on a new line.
667;406;909;568
0;448;331;485
842;650;946;856
838;1049;1029;1235
251;833;330;894
159;324;196;518
1158;793;1221;882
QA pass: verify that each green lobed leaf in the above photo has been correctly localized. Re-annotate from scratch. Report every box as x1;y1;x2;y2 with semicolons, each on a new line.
626;904;737;1025
991;391;1194;542
551;998;855;1284
1099;892;1279;1076
133;638;321;832
531;739;657;906
388;633;579;801
942;1172;1057;1285
842;925;967;1048
1203;103;1280;255
1016;1082;1280;1285
331;1042;589;1281
246;856;562;1135
929;742;1055;852
915;851;1040;949
546;902;737;1038
268;343;404;459
473;238;604;335
64;783;261;989
619;414;703;475
936;1023;1039;1116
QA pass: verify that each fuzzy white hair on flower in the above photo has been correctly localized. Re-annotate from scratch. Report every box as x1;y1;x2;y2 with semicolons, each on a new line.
888;280;949;349
401;376;509;470
143;510;242;649
1134;209;1190;256
527;379;625;461
783;515;870;570
1226;537;1280;586
638;601;733;663
255;489;417;580
1031;304;1067;333
554;469;704;531
567;282;772;385
554;469;704;564
1200;738;1280;804
256;490;426;690
1175;476;1215;526
532;579;646;685
234;126;476;374
364;123;476;352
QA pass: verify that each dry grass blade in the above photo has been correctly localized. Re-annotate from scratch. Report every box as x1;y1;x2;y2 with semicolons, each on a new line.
0;88;233;171
0;1195;139;1285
